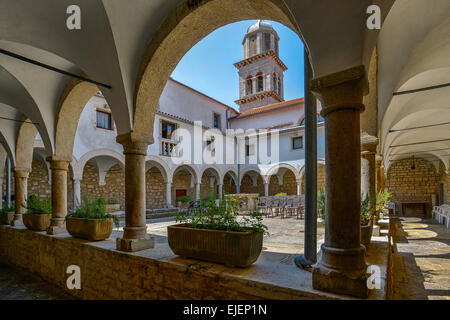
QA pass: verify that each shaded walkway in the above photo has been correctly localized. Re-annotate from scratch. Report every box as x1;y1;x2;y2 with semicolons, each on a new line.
389;215;450;300
0;263;74;300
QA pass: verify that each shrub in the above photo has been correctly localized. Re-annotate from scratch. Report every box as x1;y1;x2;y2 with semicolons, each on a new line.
317;189;325;221
173;196;267;234
25;195;51;214
176;195;191;203
275;192;287;197
67;197;119;228
1;204;14;213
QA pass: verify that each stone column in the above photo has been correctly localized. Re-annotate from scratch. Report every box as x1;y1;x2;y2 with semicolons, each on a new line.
361;151;376;201
311;65;369;298
296;180;302;195
6;157;11;208
264;182;269;197
11;168;30;226
0;179;3;210
195;183;201;201
73;178;81;210
165;182;172;208
116;133;155;252
218;183;223;199
47;158;70;234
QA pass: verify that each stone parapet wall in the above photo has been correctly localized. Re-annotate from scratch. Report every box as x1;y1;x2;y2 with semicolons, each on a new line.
0;226;332;300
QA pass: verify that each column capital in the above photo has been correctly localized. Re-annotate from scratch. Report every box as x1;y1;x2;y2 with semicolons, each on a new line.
13;167;31;178
360;132;378;153
46;157;70;171
116;132;153;155
311;65;368;118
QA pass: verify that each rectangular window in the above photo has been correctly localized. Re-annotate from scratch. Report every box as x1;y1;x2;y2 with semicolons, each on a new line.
292;137;303;150
213;113;221;129
245;144;255;156
161;120;176;140
249;35;257;57
96;111;112;130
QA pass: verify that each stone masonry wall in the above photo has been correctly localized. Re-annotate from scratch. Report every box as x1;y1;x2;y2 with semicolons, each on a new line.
439;162;450;205
0;226;321;300
386;158;439;215
81;163;125;210
146;167;166;209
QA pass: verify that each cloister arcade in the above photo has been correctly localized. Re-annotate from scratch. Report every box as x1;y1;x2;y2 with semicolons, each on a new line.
0;0;449;300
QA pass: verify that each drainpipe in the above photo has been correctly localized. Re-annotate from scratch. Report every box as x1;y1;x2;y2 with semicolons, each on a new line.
295;48;317;269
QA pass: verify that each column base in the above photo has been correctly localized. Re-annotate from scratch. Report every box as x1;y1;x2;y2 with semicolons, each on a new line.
47;225;67;235
10;218;24;227
312;244;369;298
116;235;155;252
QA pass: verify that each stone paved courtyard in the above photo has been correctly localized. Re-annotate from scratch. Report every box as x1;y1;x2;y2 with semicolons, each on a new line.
111;215;326;255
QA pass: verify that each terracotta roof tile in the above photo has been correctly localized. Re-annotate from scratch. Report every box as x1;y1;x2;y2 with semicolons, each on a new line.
230;97;305;120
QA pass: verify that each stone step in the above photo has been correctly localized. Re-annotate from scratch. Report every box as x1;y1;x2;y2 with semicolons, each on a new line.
146;208;179;219
378;219;390;230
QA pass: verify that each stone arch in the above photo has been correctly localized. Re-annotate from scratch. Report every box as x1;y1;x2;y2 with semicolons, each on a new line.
221;168;238;185
145;155;171;183
199;166;221;184
54;77;99;161
77;149;125;181
172;163;201;185
265;163;301;184
15;119;38;170
133;0;301;139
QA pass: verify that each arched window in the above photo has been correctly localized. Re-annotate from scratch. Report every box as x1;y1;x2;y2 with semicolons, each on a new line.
257;74;264;92
246;76;253;95
273;73;277;93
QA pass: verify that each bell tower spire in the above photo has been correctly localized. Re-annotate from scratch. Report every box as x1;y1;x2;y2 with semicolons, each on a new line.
234;20;287;112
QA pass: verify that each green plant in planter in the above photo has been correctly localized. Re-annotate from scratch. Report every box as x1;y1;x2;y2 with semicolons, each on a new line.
174;196;268;234
360;195;376;226
317;188;326;221
1;204;14;212
25;195;51;214
176;195;191;203
275;192;287;197
375;189;392;221
67;197;119;228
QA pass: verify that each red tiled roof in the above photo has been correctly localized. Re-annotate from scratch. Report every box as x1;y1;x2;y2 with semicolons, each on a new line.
230;97;305;120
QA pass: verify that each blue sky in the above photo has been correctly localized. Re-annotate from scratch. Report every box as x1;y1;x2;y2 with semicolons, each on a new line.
171;20;305;111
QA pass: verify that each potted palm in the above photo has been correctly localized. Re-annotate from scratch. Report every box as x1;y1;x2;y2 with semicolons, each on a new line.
360;195;375;249
66;197;119;241
0;204;15;225
22;195;52;231
168;196;267;267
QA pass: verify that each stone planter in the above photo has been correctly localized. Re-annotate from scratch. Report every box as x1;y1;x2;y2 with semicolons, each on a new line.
105;204;120;213
167;223;263;267
23;213;52;231
360;223;373;250
0;212;15;225
66;217;113;241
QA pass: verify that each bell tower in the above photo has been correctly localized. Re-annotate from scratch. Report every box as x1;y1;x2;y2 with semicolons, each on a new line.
234;20;287;112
